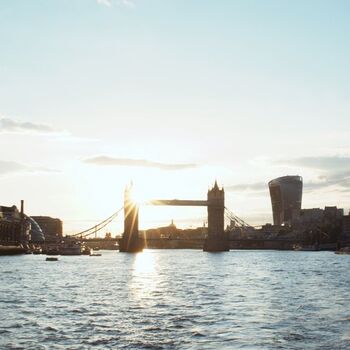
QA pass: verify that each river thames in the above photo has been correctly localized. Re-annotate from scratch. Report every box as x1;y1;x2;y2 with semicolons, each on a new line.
0;250;349;349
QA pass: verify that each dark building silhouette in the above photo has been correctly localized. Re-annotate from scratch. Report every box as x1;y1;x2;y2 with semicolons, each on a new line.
0;205;22;244
0;204;42;243
340;211;350;246
207;181;225;237
144;220;206;240
294;206;343;244
268;175;303;226
119;183;144;252
203;181;229;251
31;216;62;242
305;206;343;228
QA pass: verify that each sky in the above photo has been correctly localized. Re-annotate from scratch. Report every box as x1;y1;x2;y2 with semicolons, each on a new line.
0;0;350;235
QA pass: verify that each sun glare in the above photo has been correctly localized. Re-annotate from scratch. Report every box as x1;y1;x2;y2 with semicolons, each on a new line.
131;187;151;205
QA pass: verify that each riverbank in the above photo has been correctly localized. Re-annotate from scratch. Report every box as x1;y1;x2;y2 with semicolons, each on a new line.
0;245;27;255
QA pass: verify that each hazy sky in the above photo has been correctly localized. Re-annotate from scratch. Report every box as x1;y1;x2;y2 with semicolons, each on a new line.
1;0;350;234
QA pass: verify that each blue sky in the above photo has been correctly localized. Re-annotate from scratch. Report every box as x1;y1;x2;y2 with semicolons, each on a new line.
1;0;350;233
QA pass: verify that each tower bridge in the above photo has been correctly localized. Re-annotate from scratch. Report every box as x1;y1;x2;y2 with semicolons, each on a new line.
119;181;229;252
71;181;253;252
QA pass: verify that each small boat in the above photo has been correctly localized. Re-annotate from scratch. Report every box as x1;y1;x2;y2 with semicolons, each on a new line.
293;244;319;251
59;241;82;255
90;252;102;256
46;256;58;261
81;246;92;255
33;247;42;255
335;247;350;255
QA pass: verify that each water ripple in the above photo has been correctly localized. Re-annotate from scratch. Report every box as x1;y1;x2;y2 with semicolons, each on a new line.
0;250;350;349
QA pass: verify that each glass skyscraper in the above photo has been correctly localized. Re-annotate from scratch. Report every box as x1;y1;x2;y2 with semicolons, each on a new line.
268;176;303;226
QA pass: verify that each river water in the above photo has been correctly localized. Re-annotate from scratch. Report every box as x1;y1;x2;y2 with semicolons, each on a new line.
0;250;349;349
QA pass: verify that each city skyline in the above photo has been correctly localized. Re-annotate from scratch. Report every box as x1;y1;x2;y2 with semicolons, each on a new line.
1;0;350;234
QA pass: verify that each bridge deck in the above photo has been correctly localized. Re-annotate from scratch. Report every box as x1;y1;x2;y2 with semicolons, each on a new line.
147;199;209;206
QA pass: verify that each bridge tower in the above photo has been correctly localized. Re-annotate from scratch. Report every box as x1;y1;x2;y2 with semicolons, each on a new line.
203;181;229;252
119;184;144;253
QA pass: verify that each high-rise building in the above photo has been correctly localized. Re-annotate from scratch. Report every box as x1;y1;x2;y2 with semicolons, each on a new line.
268;175;303;226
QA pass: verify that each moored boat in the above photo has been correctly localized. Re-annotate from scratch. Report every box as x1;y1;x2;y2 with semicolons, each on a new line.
81;245;92;255
59;245;81;255
335;247;350;255
90;252;101;256
32;247;42;254
293;244;319;251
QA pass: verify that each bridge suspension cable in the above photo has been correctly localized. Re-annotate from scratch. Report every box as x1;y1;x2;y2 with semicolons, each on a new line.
69;207;124;238
224;207;253;229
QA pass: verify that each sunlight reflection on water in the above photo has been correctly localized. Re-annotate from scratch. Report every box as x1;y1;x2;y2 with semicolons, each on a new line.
129;250;162;307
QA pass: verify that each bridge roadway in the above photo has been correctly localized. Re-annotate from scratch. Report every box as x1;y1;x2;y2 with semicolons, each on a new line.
147;199;209;206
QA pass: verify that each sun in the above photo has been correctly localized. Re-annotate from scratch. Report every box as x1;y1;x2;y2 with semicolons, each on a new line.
133;188;151;205
127;183;151;205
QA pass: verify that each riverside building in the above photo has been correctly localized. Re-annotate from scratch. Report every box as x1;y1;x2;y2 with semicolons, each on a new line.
31;216;63;242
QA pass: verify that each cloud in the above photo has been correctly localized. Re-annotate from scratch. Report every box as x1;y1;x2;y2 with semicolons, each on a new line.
83;156;198;170
226;182;267;192
0;117;57;134
274;156;350;172
0;161;58;176
304;171;350;192
0;116;101;145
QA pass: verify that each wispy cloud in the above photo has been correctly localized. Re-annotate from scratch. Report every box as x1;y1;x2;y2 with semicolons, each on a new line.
83;156;198;170
304;172;350;192
0;117;57;135
226;182;267;193
274;156;350;172
0;116;99;144
0;160;58;176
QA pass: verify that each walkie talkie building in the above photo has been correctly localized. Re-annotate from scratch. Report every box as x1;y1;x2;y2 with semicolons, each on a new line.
268;175;303;226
